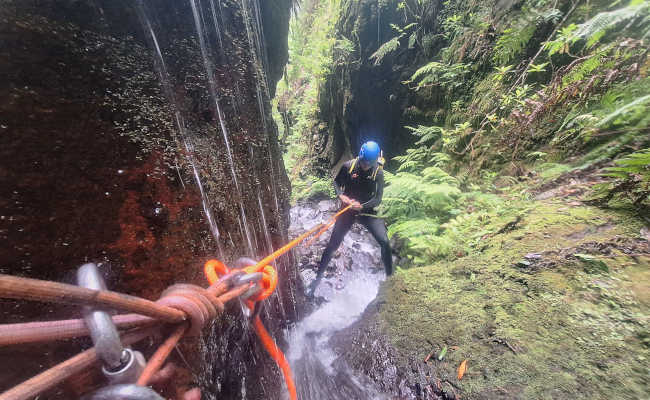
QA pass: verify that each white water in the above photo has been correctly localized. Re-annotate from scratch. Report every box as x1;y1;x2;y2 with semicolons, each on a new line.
285;269;388;399
287;273;382;367
285;201;389;399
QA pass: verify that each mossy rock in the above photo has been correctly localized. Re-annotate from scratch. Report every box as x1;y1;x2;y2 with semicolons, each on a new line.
378;200;649;399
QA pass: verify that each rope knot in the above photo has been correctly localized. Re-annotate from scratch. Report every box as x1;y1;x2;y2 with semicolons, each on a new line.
156;284;224;336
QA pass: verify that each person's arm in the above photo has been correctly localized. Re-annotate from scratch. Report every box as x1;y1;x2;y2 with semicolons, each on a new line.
333;162;348;197
361;169;384;209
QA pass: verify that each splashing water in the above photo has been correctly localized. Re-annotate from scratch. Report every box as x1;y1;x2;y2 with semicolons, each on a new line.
286;271;388;400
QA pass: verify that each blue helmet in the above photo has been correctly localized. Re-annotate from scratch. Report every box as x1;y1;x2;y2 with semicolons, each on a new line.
359;141;380;163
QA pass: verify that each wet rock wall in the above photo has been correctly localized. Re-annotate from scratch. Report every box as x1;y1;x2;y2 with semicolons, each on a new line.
0;0;297;398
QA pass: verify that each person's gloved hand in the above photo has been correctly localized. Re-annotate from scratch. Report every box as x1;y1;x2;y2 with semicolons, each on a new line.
350;200;362;210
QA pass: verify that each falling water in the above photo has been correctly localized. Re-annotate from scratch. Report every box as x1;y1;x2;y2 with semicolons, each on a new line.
240;0;281;215
137;1;223;258
207;0;224;56
189;0;255;256
286;264;387;399
286;202;390;399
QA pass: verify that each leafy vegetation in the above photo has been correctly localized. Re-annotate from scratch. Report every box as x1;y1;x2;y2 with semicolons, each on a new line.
280;0;650;397
272;0;346;203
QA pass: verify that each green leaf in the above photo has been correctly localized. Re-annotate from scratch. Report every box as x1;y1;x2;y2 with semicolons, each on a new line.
408;32;417;49
438;346;448;361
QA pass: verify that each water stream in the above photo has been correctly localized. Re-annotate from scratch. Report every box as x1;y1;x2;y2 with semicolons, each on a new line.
286;201;389;400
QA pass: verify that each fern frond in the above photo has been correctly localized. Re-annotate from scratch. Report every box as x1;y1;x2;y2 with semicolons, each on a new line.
422;166;459;185
370;35;402;65
573;3;650;48
493;25;536;66
406;124;445;145
404;62;470;90
595;94;650;127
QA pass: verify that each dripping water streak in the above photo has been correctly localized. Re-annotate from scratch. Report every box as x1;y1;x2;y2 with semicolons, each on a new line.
208;0;224;55
137;1;223;258
240;0;281;214
189;0;255;255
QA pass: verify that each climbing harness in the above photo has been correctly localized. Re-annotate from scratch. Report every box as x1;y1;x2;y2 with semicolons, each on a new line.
349;150;385;181
0;205;354;400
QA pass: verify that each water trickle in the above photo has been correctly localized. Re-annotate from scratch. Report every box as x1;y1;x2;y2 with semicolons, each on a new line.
138;1;222;258
240;0;281;215
207;0;224;56
189;0;255;255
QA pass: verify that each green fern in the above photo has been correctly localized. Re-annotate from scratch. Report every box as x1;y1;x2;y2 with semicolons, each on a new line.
595;94;650;128
544;24;578;56
404;62;470;91
381;171;461;222
493;25;536;66
422;166;459;185
370;35;402;65
574;2;650;48
394;147;429;172
593;148;650;208
406;124;445;145
546;2;650;56
562;53;603;86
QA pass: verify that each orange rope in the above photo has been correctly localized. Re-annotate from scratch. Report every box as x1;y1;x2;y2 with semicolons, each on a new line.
249;205;352;273
252;315;297;399
203;205;352;400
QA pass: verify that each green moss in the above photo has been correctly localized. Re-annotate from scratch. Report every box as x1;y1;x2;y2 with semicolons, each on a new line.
534;162;574;181
379;200;649;399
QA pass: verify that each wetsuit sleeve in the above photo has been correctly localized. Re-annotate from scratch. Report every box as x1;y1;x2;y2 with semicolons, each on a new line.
333;162;349;196
361;169;384;209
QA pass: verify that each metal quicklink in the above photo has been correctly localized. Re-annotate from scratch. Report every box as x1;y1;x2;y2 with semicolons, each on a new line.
77;263;145;384
233;271;263;317
82;384;164;400
235;272;263;287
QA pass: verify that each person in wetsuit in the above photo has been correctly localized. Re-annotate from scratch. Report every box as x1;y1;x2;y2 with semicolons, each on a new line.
309;141;393;295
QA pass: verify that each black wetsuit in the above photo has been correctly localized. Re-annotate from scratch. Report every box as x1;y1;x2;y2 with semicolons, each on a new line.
316;159;393;278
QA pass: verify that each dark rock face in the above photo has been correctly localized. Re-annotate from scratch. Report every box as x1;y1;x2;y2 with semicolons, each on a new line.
314;0;442;172
0;0;299;398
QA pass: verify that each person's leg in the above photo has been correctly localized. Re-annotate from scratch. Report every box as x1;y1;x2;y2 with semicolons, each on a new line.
310;212;354;294
360;215;393;276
